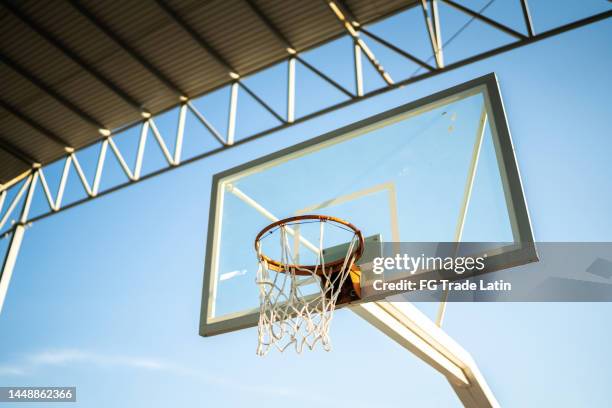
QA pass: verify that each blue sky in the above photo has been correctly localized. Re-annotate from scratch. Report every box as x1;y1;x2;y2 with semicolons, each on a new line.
1;1;611;407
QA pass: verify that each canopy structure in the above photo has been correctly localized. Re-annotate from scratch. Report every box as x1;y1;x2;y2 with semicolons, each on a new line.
0;0;417;185
1;1;609;188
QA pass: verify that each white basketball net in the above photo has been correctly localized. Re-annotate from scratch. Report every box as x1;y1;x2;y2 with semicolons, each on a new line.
255;220;359;356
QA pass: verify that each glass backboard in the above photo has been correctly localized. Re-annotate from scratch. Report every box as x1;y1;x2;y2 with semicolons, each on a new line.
200;74;535;336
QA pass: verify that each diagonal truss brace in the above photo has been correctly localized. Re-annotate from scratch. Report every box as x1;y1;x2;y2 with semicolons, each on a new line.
0;172;37;314
442;0;527;40
421;0;444;69
327;0;394;87
32;106;192;212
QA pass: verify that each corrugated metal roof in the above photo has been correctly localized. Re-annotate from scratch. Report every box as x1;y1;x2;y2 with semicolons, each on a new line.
0;0;416;185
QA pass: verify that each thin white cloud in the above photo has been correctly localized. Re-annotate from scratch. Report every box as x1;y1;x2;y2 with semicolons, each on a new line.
0;349;167;378
219;269;247;281
0;348;297;399
0;348;357;404
0;365;26;376
26;349;165;370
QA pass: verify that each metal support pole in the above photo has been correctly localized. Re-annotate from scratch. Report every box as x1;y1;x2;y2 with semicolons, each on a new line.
351;301;499;407
519;0;535;37
174;103;187;165
353;39;364;96
421;0;445;69
327;0;394;85
227;82;239;145
0;172;38;314
92;139;108;195
0;190;6;215
134;120;150;180
430;0;444;66
287;57;296;123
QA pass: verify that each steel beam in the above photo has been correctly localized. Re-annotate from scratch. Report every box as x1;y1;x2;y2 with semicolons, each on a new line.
421;0;444;68
148;118;174;166
227;82;239;145
361;28;435;72
442;0;527;40
0;136;39;165
69;0;187;98
520;0;536;37
2;0;143;112
244;0;300;124
287;57;296;123
295;56;354;98
0;99;71;147
154;0;238;77
430;0;444;64
239;83;285;124
186;102;225;146
0;53;106;131
155;0;285;125
174;104;187;164
327;0;394;85
244;0;295;51
353;40;364;97
0;171;31;197
0;172;37;314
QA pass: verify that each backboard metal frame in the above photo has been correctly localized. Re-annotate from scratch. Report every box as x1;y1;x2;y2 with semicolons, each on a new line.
199;73;536;337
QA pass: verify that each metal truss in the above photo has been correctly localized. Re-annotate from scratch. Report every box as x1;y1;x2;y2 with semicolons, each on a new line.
1;1;611;313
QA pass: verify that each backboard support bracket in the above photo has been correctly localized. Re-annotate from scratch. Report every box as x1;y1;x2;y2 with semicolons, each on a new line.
352;301;499;407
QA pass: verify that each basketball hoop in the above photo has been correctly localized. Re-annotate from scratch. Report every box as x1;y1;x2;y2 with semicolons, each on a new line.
254;215;364;355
